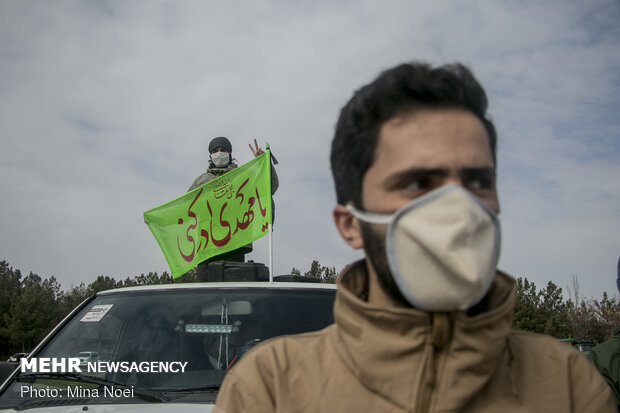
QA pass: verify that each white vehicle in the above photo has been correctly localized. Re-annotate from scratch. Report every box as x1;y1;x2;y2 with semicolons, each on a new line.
76;351;99;366
0;275;336;412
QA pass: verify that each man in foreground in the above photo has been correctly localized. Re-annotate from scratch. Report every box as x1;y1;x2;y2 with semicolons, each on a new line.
215;62;614;412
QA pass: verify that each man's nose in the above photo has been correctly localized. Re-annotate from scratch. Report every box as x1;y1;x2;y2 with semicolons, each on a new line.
444;177;465;188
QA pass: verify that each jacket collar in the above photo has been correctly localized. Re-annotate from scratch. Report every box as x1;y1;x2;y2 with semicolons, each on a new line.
207;162;237;176
331;260;516;410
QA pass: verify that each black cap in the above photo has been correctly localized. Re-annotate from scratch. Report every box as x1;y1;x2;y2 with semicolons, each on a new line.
208;136;232;154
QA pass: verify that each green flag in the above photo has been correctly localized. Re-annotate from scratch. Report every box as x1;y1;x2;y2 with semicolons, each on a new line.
144;151;272;278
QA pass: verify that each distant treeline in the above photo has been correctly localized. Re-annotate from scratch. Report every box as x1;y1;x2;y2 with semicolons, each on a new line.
0;260;197;359
513;276;620;343
1;259;618;359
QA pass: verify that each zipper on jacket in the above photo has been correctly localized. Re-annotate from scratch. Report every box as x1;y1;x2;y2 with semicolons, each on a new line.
415;313;451;413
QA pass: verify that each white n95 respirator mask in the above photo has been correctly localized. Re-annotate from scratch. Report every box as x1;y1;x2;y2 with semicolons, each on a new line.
211;152;230;168
347;184;501;312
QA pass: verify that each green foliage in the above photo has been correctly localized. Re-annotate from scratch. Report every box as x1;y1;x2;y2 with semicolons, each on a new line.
513;276;620;341
87;275;122;295
294;260;338;284
4;272;61;353
513;277;539;332
305;260;322;278
564;291;620;343
539;280;570;337
0;260;199;359
58;282;89;316
322;267;338;284
512;277;572;337
176;268;197;283
0;261;22;354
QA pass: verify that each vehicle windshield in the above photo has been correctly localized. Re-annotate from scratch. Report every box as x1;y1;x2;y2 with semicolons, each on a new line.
0;286;335;406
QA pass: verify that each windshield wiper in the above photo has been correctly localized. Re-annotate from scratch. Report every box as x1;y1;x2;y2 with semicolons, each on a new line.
16;372;169;402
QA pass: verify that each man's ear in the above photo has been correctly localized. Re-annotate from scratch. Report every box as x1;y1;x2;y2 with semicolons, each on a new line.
333;204;364;249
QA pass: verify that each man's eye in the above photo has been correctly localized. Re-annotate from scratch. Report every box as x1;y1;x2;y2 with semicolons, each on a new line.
404;177;432;191
405;181;421;191
467;178;492;190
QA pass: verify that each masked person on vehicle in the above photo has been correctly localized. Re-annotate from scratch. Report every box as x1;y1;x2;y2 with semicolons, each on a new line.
214;62;615;412
189;137;279;280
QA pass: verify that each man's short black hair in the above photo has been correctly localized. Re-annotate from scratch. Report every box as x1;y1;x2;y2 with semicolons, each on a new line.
330;62;497;207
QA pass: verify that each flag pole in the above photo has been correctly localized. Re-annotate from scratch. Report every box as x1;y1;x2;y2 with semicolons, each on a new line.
267;144;274;283
269;222;273;283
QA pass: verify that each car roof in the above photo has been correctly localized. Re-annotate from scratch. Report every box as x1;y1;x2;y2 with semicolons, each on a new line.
96;281;337;296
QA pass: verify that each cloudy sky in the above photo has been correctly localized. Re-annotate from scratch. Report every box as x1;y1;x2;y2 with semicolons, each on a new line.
1;0;618;300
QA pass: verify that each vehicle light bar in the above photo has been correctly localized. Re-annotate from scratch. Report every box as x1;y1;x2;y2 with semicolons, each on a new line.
185;324;233;334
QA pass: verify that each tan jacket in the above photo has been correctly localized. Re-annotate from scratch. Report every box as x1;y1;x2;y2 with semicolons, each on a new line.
215;260;614;412
188;162;239;192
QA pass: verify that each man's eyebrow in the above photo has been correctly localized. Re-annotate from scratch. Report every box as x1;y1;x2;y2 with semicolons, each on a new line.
460;166;496;177
383;166;496;187
383;167;448;187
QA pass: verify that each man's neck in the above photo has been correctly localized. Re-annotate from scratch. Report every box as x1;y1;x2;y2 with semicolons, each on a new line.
364;257;405;308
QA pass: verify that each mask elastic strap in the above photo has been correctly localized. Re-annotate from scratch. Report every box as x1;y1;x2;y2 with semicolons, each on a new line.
346;205;393;224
